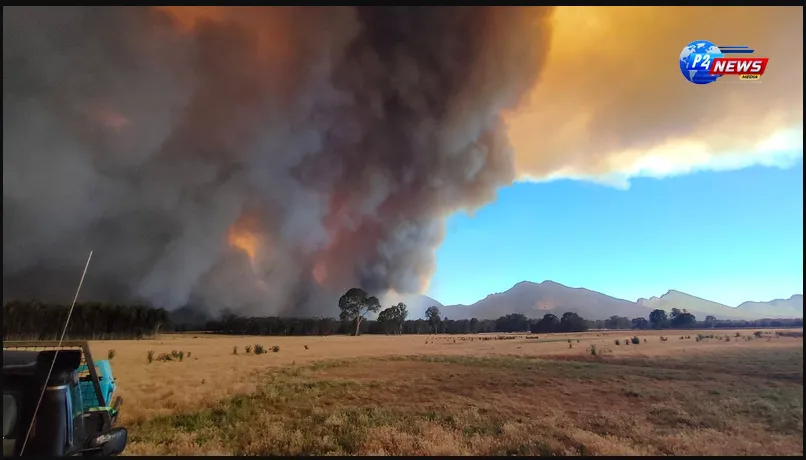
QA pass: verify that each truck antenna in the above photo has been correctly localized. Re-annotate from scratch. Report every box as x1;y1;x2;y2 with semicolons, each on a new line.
20;250;94;456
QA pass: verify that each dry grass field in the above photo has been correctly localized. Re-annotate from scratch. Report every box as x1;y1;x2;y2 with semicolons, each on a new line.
92;328;803;456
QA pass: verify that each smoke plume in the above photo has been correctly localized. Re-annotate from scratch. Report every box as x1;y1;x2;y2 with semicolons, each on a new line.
3;6;554;315
508;6;803;187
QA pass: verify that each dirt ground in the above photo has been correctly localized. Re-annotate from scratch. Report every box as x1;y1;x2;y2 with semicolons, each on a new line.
91;328;802;429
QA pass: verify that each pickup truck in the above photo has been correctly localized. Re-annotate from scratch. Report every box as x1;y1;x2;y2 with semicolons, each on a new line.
3;341;127;457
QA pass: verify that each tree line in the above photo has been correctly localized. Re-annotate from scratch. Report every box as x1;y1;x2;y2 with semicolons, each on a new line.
2;300;169;340
203;290;802;336
2;289;802;340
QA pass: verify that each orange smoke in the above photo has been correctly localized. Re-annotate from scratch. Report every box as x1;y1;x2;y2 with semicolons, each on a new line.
83;104;130;132
506;6;802;184
226;216;273;292
227;215;261;267
155;6;296;64
227;227;257;265
312;260;328;285
154;6;228;31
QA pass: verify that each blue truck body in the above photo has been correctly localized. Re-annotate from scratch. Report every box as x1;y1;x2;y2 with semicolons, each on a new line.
77;360;117;412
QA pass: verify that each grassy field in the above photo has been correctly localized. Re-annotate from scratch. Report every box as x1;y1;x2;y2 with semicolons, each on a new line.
91;329;802;455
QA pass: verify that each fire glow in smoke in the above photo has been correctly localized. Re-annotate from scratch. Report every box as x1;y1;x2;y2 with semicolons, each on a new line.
227;224;258;268
3;7;801;317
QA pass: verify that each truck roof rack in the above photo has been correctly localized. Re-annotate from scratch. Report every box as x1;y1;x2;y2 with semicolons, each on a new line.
2;340;110;426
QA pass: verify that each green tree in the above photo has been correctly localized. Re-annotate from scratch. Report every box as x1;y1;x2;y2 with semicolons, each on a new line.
631;317;650;330
338;288;381;336
425;306;441;334
671;311;697;329
649;309;668;329
496;313;530;332
376;307;396;334
605;315;631;330
560;312;588;332
377;302;408;335
531;313;560;333
393;302;408;335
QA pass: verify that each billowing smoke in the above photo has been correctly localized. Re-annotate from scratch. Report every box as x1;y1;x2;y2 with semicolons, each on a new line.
508;6;802;187
3;6;554;316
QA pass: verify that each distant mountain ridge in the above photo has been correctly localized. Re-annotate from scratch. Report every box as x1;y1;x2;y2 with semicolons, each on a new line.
636;289;761;321
737;294;803;319
435;281;802;321
167;282;801;324
441;280;651;321
381;293;443;320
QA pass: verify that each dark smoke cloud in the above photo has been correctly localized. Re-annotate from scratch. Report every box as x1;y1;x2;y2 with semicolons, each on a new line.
3;6;553;316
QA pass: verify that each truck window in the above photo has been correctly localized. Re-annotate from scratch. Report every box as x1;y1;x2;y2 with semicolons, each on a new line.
67;383;85;450
69;384;83;418
3;393;19;457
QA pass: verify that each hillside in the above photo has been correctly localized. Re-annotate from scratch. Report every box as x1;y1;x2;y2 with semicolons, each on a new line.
382;293;443;319
637;290;760;321
440;280;652;321
737;295;803;319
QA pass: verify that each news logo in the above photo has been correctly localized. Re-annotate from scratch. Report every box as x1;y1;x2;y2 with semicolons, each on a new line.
679;40;768;85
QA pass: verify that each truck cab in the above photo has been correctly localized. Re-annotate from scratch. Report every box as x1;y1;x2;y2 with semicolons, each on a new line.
2;348;127;457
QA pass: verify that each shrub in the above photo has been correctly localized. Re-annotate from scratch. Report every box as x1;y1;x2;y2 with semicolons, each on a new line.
753;331;763;338
735;332;741;337
178;351;184;362
147;350;154;364
304;345;309;350
254;344;265;355
107;349;116;360
631;336;640;345
245;345;252;354
614;339;621;345
660;336;668;342
187;352;192;358
170;350;180;359
271;345;280;353
589;344;598;356
233;346;238;355
157;353;172;362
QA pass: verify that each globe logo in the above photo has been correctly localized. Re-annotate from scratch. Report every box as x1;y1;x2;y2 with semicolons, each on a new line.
679;40;724;85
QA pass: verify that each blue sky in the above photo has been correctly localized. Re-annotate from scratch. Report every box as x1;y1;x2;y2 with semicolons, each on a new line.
427;162;803;307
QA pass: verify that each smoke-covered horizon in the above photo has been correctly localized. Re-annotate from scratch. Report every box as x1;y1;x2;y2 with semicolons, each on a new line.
3;6;554;316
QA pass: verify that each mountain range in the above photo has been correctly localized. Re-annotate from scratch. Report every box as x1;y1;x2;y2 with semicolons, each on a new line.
400;281;802;321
